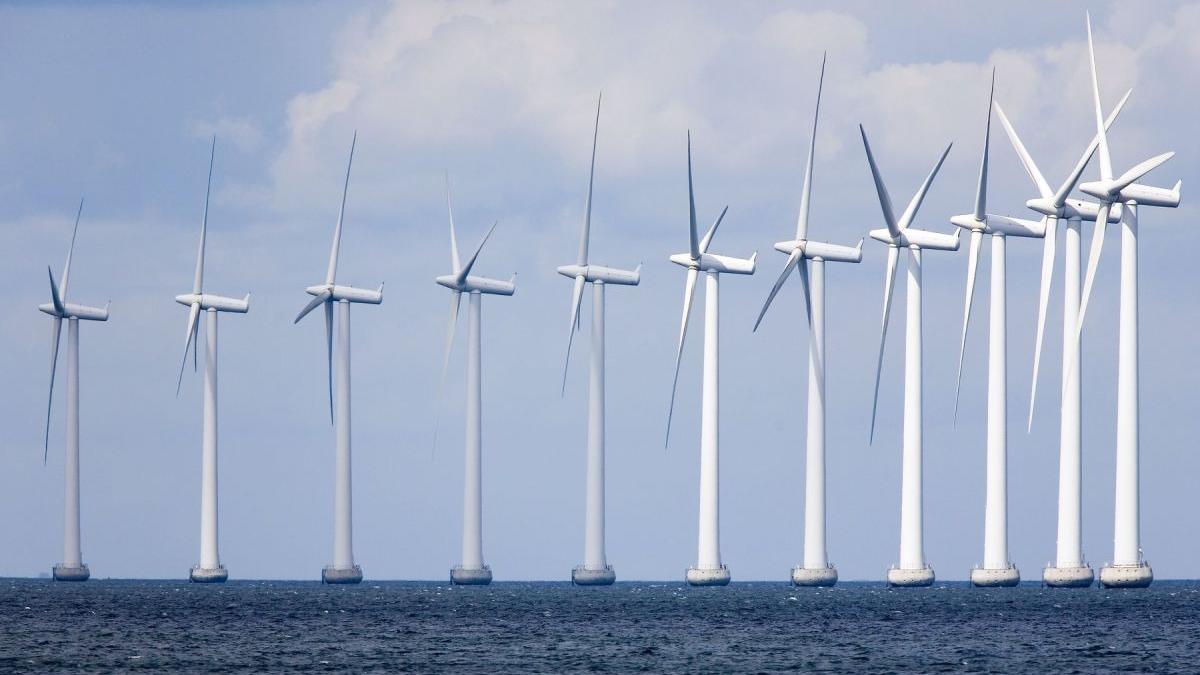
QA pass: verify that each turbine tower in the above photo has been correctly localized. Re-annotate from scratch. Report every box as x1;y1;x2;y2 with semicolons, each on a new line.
860;126;959;588
557;94;641;586
1074;15;1180;589
994;90;1129;588
665;132;756;587
41;198;109;582
434;177;514;586
949;72;1045;588
174;139;250;583
751;54;862;587
294;132;383;584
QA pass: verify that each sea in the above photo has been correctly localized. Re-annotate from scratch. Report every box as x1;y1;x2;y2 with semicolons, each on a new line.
2;579;1198;673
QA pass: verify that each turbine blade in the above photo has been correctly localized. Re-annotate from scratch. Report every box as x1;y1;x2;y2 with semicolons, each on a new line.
752;247;802;332
48;267;65;315
445;172;461;274
325;299;334;425
579;93;601;266
953;229;984;424
432;291;462;455
665;267;699;447
973;69;995;223
561;275;587;395
294;289;332;323
60;198;84;301
869;245;900;444
686;132;700;260
993;102;1053;199
192;309;199;372
1065;202;1111;391
897;142;953;231
1112;152;1175;192
1086;13;1112;181
326;131;357;285
796;255;825;389
195;137;214;294
44;317;63;463
455;221;498;285
796;52;825;241
1053;89;1130;206
1028;216;1057;431
859;125;899;237
698;205;728;254
176;302;201;396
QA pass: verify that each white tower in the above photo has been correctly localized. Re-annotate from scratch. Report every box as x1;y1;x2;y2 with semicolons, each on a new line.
949;73;1045;587
1073;15;1179;589
41;199;110;582
557;94;641;586
434;177;515;586
752;54;862;587
665;133;756;587
859;126;960;588
174;139;250;583
294;133;383;584
993;87;1130;588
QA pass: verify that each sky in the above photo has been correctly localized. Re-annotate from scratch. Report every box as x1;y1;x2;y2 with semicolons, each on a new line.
0;0;1197;582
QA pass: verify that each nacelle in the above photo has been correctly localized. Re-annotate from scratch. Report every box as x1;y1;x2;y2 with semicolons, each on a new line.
985;214;1045;238
1117;181;1181;208
174;293;250;313
435;274;516;296
772;239;862;263
669;251;756;275
306;283;383;304
39;301;109;321
870;227;959;250
556;263;641;286
949;214;986;231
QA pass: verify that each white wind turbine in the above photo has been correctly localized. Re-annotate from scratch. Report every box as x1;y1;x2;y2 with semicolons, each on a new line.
557;94;641;586
1073;14;1180;589
860;126;959;588
994;88;1130;588
294;132;383;584
665;132;756;587
434;177;514;586
174;138;250;583
949;72;1046;588
41;198;109;582
752;54;862;587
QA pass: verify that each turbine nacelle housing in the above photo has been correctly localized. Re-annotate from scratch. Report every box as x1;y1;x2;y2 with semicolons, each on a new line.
950;213;1045;238
435;274;516;296
39;301;109;322
771;239;862;263
668;251;756;275
306;283;383;304
1078;180;1181;209
174;292;250;313
868;227;960;251
1025;196;1123;222
556;263;641;286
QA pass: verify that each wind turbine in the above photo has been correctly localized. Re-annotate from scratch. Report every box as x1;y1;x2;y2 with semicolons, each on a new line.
665;132;756;587
1074;14;1180;589
435;177;514;586
949;72;1045;588
41;198;109;582
994;88;1130;589
175;139;249;583
294;132;383;584
860;126;959;588
751;54;861;587
557;94;640;586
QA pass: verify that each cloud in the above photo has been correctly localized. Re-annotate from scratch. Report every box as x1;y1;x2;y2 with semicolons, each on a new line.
188;116;265;153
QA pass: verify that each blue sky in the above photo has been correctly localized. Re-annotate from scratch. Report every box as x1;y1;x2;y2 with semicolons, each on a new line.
0;0;1197;581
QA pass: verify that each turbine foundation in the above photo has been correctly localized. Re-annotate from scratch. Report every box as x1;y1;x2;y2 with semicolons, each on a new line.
189;565;228;583
886;565;934;587
321;564;363;584
572;565;616;586
1042;564;1094;587
970;565;1020;587
686;565;731;586
450;565;493;585
1099;562;1152;588
791;565;837;587
52;563;89;582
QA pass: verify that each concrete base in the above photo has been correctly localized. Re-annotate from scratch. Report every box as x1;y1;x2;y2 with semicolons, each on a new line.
686;566;731;586
970;565;1020;587
1043;564;1094;588
189;565;228;583
52;563;90;582
1099;562;1153;588
450;566;493;585
791;565;838;587
572;565;616;586
887;566;934;587
321;565;363;584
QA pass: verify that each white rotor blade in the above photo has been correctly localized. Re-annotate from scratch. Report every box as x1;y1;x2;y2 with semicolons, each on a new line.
869;245;900;444
953;229;984;424
325;299;334;425
294;288;331;323
859;125;899;237
455;221;498;286
752;247;802;332
686;131;700;260
897;142;953;230
60;198;83;301
1086;13;1112;181
560;274;587;395
195;137;214;295
1112;152;1175;193
432;291;462;454
48;267;65;315
796;52;825;241
579;93;600;266
44;316;63;463
973;69;994;222
665;267;699;447
1053;89;1130;206
1065;202;1111;392
326;131;357;286
1028;215;1057;431
796;255;825;388
698;205;728;254
445;172;461;274
176;302;201;395
993;102;1053;199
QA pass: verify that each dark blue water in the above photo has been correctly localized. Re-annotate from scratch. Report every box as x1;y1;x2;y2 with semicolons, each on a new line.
2;579;1198;673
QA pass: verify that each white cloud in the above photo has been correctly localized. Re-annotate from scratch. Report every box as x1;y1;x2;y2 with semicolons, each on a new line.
189;116;265;153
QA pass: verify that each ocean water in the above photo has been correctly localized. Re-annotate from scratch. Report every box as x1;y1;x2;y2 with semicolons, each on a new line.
2;579;1198;673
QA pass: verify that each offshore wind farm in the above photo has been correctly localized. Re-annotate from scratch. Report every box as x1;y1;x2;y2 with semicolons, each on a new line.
3;1;1199;672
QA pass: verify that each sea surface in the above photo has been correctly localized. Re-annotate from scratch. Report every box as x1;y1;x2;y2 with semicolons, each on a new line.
2;579;1198;673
